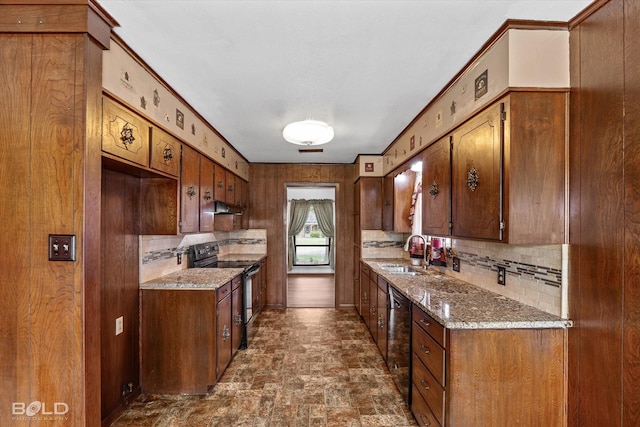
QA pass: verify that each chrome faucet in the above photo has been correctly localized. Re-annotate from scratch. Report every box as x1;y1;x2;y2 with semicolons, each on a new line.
404;234;429;267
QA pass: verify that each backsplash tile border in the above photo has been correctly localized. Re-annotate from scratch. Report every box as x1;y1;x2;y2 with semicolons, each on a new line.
141;237;267;264
456;251;562;288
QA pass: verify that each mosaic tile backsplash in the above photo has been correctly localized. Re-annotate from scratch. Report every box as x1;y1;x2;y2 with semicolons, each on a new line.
360;230;567;317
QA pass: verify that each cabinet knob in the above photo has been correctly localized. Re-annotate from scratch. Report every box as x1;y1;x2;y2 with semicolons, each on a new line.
419;318;430;327
420;378;430;390
419;413;430;426
187;186;196;199
420;344;430;355
163;147;173;164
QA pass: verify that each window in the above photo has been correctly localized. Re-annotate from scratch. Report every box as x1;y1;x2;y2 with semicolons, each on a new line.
293;206;331;266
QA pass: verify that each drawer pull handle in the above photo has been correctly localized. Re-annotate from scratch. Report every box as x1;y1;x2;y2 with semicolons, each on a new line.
420;378;430;390
420;318;431;327
420;344;430;355
419;413;430;426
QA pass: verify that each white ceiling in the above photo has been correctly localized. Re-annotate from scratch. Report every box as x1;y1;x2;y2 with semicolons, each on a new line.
97;0;592;164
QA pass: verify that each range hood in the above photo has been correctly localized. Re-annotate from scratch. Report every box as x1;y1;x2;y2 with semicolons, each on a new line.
214;200;243;215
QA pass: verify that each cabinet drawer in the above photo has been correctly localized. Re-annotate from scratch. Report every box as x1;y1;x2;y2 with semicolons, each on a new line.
102;97;150;167
412;322;445;386
411;384;441;427
412;305;445;348
412;352;445;425
231;274;242;291
217;282;231;302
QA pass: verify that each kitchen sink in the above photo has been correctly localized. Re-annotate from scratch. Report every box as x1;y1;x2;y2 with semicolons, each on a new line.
379;264;422;275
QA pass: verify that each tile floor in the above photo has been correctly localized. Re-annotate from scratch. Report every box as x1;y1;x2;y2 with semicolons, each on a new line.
111;308;418;426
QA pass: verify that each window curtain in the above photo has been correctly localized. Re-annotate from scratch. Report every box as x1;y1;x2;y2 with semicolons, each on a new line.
309;199;335;270
288;199;311;270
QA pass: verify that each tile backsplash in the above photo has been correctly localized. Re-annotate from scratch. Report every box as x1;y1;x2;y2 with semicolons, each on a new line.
139;229;267;283
360;230;567;317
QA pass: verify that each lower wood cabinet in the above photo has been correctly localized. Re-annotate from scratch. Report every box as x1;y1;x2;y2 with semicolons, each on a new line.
411;305;566;426
215;282;233;381
141;275;243;395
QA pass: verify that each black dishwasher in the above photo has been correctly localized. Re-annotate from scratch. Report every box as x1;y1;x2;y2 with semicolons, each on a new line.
387;286;411;405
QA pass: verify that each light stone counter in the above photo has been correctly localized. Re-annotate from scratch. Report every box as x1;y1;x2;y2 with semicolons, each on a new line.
363;258;572;330
140;268;244;290
218;254;266;263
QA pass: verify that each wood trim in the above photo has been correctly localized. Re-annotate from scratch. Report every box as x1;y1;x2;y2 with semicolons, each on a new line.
0;2;116;49
568;0;611;29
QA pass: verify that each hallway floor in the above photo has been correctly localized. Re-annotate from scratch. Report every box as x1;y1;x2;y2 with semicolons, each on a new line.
287;274;335;308
111;308;417;426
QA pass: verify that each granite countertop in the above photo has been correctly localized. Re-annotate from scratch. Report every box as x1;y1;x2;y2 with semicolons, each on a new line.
363;258;573;330
218;253;266;263
140;268;244;290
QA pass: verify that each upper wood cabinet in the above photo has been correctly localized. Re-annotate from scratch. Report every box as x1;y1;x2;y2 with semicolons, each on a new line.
102;97;150;167
226;170;236;203
199;157;215;232
451;103;502;240
180;145;200;233
393;170;415;234
383;169;416;233
422;135;451;237
355;177;383;230
150;126;181;177
382;175;394;231
448;92;566;244
214;165;226;202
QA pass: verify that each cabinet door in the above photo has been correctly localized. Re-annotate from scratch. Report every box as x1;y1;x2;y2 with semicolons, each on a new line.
149;126;180;177
360;263;369;325
216;293;232;380
199;157;215;232
214;165;226;202
451;103;503;240
359;177;382;229
422;135;451;236
226;170;236;203
393;171;415;233
368;273;378;338
382;175;394;231
180;145;200;233
376;278;388;360
102;97;150;167
231;280;243;353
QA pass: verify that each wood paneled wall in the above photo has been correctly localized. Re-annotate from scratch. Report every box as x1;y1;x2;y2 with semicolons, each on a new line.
100;169;141;422
249;164;355;309
0;3;112;425
569;0;640;424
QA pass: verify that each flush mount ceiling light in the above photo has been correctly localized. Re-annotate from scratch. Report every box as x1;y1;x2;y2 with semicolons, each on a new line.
282;119;334;146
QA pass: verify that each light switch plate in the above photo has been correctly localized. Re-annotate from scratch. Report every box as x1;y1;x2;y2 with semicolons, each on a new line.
48;234;76;261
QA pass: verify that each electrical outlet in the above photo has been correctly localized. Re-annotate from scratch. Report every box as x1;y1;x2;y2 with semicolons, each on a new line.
177;253;182;265
497;266;506;286
115;316;124;336
453;257;460;272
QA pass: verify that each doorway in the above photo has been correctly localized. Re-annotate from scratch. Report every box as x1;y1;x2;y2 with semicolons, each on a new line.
286;185;336;307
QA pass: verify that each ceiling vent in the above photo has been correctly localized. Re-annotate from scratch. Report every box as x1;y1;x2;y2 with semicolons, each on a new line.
298;148;324;153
